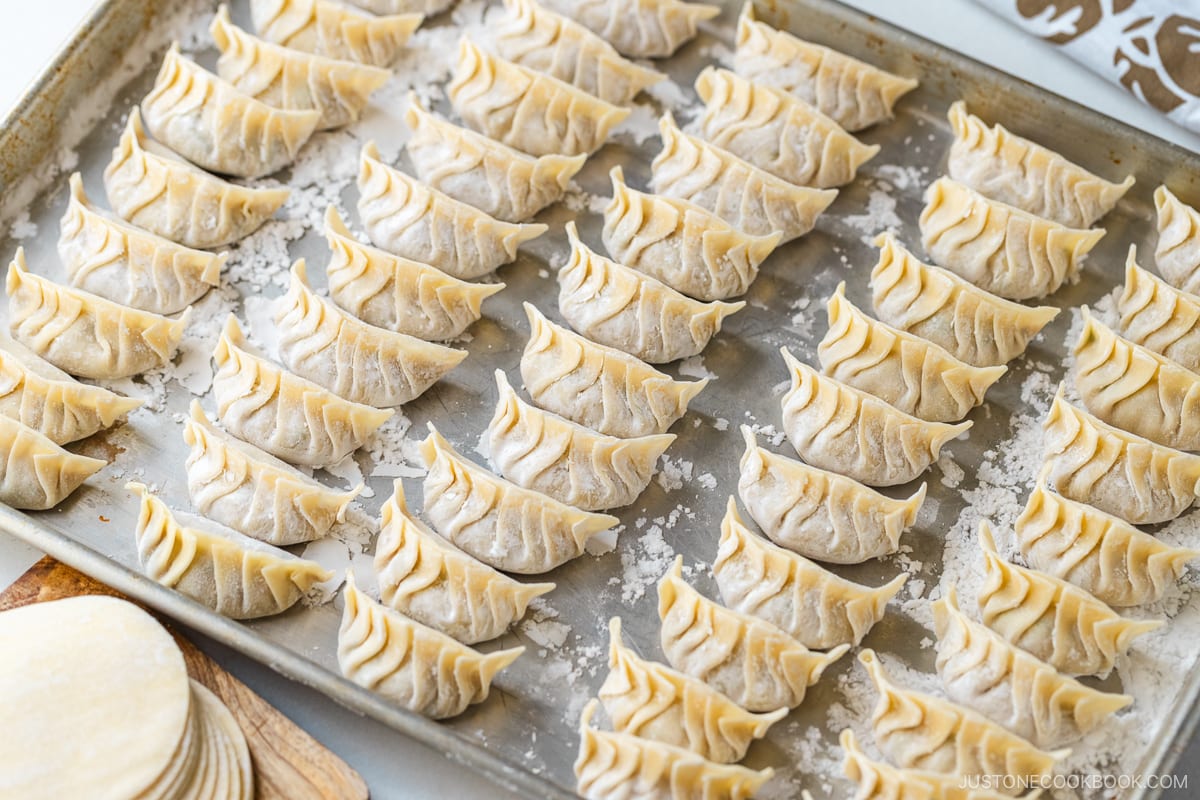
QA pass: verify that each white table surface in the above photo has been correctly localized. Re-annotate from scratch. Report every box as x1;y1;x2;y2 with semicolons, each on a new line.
1;1;1197;798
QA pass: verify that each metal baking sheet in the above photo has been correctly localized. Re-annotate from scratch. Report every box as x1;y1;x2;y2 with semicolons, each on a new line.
3;0;1200;797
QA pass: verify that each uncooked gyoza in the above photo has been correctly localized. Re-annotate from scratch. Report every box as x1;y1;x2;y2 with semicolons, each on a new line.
695;67;880;189
933;586;1132;748
486;370;673;511
920;177;1104;301
574;700;773;800
651;112;836;242
542;0;718;58
557;222;745;364
59;174;223;315
357;141;547;280
603;166;781;301
129;482;332;619
7;249;190;381
183;401;361;546
374;480;553;644
521;303;706;438
780;348;971;486
859;649;1067;785
1016;471;1200;607
274;259;466;407
818;283;1006;422
1073;307;1200;451
1042;382;1200;524
338;571;524;718
494;0;665;104
947;101;1133;228
1117;245;1200;373
734;4;918;131
840;729;1015;800
1155;186;1200;294
870;232;1058;367
421;424;618;574
347;0;452;13
249;0;422;67
713;497;906;649
658;556;849;712
0;414;105;510
211;315;392;468
447;37;629;157
140;43;319;178
599;617;786;764
0;332;140;445
976;520;1161;678
404;93;585;222
212;6;390;129
104;110;289;249
737;425;925;564
322;206;503;340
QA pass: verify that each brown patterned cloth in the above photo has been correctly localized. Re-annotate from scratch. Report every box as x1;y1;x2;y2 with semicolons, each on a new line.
974;0;1200;133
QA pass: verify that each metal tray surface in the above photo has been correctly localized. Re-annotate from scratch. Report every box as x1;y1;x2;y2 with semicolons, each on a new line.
2;0;1200;797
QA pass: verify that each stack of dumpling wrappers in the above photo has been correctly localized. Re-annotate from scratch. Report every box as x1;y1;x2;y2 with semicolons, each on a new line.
0;596;252;799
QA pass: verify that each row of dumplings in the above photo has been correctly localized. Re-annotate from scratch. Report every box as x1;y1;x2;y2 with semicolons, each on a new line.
830;107;1200;795
0;0;428;510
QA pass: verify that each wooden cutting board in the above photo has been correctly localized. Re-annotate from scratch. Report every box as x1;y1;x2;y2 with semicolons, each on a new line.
0;556;369;800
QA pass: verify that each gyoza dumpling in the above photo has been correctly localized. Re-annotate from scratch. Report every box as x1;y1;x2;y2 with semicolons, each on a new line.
357;142;547;280
695;67;879;189
933;586;1132;748
128;482;332;619
818;283;1006;422
7;249;190;381
323;206;503;340
104;110;289;249
211;315;393;468
347;0;452;13
919;177;1104;301
59;174;223;316
574;700;773;800
212;6;390;129
486;370;673;511
780;348;971;487
870;232;1058;367
1042;382;1200;524
658;556;849;712
651;112;836;243
542;0;718;58
522;303;706;437
599;617;786;764
1155;186;1200;294
734;4;918;132
420;424;618;573
737;426;925;564
1016;472;1200;606
557;222;745;364
1073;307;1200;451
140;43;319;179
374;480;554;644
250;0;422;67
183;401;361;546
404;93;584;222
840;729;1016;800
858;649;1067;788
337;570;524;719
0;332;140;445
0;415;104;509
947;101;1133;228
447;38;630;157
603;166;781;302
977;520;1161;679
1117;245;1200;373
494;0;665;104
274;259;466;407
713;497;906;649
